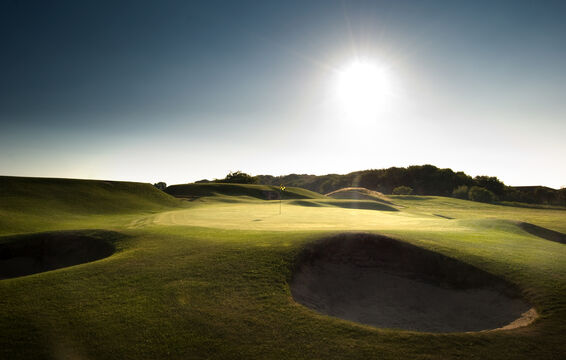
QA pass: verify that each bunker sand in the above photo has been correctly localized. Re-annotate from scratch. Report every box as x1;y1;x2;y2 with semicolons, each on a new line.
0;230;123;279
291;233;536;333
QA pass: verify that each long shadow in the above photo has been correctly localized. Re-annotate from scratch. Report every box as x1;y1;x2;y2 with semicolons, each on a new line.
289;199;397;211
392;195;433;201
289;200;324;207
518;222;566;245
328;201;398;211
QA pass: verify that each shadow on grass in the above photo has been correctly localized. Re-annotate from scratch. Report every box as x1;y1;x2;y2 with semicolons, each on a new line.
289;199;397;211
434;214;454;220
289;200;325;207
518;222;566;245
326;200;398;211
391;195;433;201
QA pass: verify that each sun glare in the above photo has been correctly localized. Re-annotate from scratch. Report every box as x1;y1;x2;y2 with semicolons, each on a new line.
336;59;394;118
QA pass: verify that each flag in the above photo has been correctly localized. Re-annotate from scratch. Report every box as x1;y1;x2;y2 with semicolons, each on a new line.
280;184;286;191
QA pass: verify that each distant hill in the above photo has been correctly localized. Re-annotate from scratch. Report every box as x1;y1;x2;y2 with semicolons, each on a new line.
165;183;326;201
254;165;566;206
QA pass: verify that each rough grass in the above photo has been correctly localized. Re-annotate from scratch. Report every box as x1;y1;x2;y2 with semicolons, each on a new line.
0;178;565;359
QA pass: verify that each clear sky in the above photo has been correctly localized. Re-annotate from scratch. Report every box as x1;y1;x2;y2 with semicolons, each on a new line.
1;0;565;188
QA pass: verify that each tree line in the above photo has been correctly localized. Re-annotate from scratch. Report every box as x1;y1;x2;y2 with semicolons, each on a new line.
255;165;566;206
173;166;565;206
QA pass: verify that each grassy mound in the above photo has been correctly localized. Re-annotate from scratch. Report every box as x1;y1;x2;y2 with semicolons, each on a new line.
326;187;394;204
289;199;398;211
0;176;183;235
165;183;326;201
0;176;182;215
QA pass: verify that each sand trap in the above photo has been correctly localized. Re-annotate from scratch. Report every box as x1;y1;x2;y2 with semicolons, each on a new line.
290;233;535;333
0;230;121;279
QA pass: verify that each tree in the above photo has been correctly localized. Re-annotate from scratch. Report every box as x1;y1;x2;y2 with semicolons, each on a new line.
220;171;257;184
153;182;167;191
392;186;413;195
468;186;496;203
533;187;556;205
474;176;504;198
558;187;566;206
452;185;469;199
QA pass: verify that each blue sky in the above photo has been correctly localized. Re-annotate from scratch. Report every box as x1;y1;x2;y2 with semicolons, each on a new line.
1;0;565;188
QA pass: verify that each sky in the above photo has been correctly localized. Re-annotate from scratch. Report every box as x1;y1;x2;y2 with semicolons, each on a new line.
1;0;565;188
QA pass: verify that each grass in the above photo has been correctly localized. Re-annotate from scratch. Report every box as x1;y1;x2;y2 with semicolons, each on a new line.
165;183;326;201
0;176;184;235
1;179;565;359
326;187;394;204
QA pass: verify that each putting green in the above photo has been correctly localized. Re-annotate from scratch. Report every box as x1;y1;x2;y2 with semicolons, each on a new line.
149;200;438;231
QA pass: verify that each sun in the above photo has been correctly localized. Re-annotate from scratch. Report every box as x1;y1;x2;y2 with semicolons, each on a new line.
335;59;393;118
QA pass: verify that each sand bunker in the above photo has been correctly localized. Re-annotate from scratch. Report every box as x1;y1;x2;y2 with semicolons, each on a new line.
290;233;535;333
0;230;120;279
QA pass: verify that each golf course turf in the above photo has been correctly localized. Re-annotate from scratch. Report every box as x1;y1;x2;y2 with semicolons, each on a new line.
1;177;565;359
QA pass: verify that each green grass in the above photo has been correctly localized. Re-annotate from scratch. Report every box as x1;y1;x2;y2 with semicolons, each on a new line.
326;187;395;204
0;176;184;235
1;178;565;359
165;182;326;201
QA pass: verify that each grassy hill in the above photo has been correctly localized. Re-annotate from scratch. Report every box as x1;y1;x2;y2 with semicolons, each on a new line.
0;176;182;235
326;187;395;204
165;183;326;201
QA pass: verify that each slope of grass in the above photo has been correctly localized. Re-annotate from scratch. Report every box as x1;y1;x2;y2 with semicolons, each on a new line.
291;198;398;211
0;176;183;235
326;187;395;204
1;178;565;359
166;183;326;200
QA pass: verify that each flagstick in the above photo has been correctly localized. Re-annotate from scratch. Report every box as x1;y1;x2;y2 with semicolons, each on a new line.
279;187;282;215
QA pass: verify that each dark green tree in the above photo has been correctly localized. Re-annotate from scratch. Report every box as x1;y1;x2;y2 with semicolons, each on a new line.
392;186;413;195
474;176;505;198
153;182;167;191
221;171;257;184
452;185;469;199
468;186;496;203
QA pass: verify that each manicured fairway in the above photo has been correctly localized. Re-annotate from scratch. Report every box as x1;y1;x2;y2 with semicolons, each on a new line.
1;179;565;359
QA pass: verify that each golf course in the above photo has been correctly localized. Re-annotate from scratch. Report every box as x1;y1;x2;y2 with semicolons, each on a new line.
1;176;565;359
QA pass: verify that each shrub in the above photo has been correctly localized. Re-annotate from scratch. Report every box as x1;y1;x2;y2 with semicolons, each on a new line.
452;185;469;199
468;186;496;203
153;182;167;191
392;186;413;195
220;171;257;184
